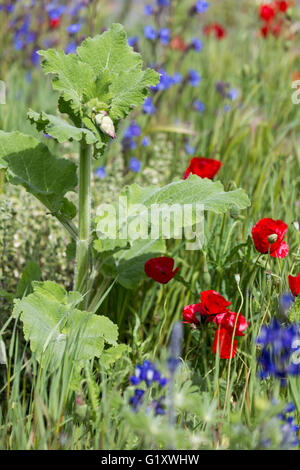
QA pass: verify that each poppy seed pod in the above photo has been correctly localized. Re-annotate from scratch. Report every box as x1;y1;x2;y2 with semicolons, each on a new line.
94;111;116;139
268;233;278;244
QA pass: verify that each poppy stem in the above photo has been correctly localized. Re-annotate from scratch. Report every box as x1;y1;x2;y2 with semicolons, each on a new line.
74;139;92;303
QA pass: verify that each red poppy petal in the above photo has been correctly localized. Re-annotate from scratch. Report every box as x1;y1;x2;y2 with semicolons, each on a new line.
213;328;237;359
270;241;289;258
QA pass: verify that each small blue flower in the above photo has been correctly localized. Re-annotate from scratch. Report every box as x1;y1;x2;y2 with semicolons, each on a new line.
67;23;81;35
224;104;231;112
144;5;154;15
228;88;239;101
188;69;201;87
128;36;139;47
94;166;106;179
31;48;40;66
257;319;300;385
124;121;141;139
25;71;32;83
280;293;295;315
129;157;142;173
193;100;205;113
143;96;156;115
151;69;174;91
14;38;24;51
65;42;77;54
159;28;170;46
185;140;195;155
191;38;203;52
172;72;182;84
141;136;150;147
25;32;36;44
129;360;168;415
195;1;210;14
157;0;170;6
144;25;157;41
48;6;66;20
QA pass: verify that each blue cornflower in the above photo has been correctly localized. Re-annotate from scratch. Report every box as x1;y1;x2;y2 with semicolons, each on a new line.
141;136;150;147
128;36;139;47
185;140;195;155
143;96;156;115
228;88;239;101
14;38;24;51
5;4;15;14
191;38;203;52
130;360;168;388
193;99;205;113
188;69;201;87
280;293;295;316
151;69;173;91
129;360;168;415
144;5;154;15
195;1;210;14
24;32;36;45
67;23;81;35
171;72;182;85
224;104;231;112
48;6;66;20
159;28;170;46
65;42;77;54
144;25;157;41
157;0;170;6
129;157;142;173
94;166;106;179
129;389;145;411
124;121;141;139
31;48;40;66
257;318;300;385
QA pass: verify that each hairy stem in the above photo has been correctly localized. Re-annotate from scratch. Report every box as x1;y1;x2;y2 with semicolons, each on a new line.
74;140;91;298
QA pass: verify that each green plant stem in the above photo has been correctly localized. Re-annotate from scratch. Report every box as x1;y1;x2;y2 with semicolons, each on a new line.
74;140;92;298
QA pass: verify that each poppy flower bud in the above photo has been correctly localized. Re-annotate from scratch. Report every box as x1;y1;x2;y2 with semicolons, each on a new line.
94;111;116;139
268;233;278;244
293;221;299;231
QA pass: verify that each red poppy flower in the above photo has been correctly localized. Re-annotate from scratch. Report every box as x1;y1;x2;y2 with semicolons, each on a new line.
251;218;289;258
144;257;179;284
182;304;202;326
288;273;300;297
203;23;226;39
170;35;188;52
199;290;231;316
213;328;237;359
213;311;249;337
184;157;222;180
259;4;276;22
275;1;290;12
50;17;61;29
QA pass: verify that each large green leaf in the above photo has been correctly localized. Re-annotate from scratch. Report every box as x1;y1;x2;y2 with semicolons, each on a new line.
13;281;118;370
95;176;250;245
0;131;77;218
77;24;160;120
27;109;97;145
38;49;95;114
38;24;159;122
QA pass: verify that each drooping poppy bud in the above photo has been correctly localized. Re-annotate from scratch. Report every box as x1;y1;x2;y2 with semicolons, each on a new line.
144;257;179;284
289;273;300;297
94;111;116;139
